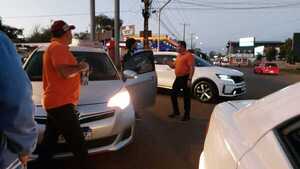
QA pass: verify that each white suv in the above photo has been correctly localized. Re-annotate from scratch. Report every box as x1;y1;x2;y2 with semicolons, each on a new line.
154;52;246;102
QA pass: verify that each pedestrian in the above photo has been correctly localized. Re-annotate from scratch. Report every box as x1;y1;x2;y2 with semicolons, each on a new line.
122;38;137;65
0;31;38;169
166;41;195;121
35;20;92;169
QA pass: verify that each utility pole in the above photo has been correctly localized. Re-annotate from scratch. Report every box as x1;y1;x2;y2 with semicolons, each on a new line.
182;23;189;42
142;0;152;49
114;0;121;69
157;0;172;51
190;33;195;49
90;0;96;41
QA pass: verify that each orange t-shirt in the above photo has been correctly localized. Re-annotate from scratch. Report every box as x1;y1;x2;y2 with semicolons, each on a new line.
42;38;80;109
175;51;195;77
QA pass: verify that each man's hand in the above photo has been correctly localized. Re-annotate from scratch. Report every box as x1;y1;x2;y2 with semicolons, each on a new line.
165;60;175;69
19;154;29;167
79;61;89;72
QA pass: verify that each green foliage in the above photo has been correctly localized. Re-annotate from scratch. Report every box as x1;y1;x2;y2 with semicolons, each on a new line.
256;54;263;61
27;25;51;43
0;18;24;42
279;38;293;60
95;14;123;33
265;47;277;61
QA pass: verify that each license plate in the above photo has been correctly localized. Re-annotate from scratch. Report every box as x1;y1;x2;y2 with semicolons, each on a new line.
58;127;92;143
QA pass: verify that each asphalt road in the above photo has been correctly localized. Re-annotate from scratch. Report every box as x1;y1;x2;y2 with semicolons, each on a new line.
30;67;300;169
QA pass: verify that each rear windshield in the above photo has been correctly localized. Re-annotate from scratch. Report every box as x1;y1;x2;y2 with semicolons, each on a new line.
265;63;278;67
25;50;119;81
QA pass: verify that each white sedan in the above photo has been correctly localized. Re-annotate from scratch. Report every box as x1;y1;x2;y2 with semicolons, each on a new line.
24;46;157;158
200;82;300;169
154;52;246;102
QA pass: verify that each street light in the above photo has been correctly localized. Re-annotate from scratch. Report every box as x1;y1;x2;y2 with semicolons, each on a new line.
157;0;172;51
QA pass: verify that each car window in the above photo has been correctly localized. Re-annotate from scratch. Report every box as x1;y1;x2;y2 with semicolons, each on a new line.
265;63;278;67
123;50;155;74
194;56;213;67
154;54;176;65
25;50;119;81
275;116;300;168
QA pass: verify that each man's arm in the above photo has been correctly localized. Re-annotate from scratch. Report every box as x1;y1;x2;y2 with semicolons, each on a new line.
56;61;89;79
166;60;175;69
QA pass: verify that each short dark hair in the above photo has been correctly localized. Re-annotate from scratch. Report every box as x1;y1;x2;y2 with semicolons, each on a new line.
126;38;136;49
177;41;187;49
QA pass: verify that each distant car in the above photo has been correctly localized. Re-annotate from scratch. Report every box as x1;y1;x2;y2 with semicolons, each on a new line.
220;61;230;66
24;46;157;158
254;63;280;75
199;82;300;169
154;52;246;102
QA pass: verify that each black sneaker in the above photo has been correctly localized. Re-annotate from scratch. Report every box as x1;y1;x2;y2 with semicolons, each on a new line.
181;116;190;121
168;113;179;118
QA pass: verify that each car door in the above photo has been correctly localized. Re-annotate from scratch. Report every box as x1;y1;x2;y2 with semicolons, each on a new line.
154;54;176;88
124;50;157;110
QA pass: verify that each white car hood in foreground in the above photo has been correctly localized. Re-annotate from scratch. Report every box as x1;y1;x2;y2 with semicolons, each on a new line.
32;80;124;107
204;66;244;76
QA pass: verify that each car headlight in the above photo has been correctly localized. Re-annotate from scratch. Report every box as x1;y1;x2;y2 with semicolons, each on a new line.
108;89;130;109
216;74;235;83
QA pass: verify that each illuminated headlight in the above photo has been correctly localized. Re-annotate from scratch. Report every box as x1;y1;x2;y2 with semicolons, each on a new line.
216;74;234;83
108;89;130;109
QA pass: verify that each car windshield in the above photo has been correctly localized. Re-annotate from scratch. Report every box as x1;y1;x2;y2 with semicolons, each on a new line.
25;50;119;81
194;55;213;67
265;63;278;67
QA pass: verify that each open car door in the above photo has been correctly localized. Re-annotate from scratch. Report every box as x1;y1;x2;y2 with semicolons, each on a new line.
123;50;157;111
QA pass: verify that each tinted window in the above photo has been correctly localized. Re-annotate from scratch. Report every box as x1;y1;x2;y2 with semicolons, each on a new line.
154;55;176;65
123;50;155;74
265;63;278;67
25;50;119;81
194;56;212;67
276;116;300;168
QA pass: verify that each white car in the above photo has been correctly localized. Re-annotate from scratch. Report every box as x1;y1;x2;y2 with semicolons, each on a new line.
154;52;246;102
200;82;300;169
24;46;157;158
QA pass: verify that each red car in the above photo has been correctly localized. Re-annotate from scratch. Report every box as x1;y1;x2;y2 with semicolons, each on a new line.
254;63;280;75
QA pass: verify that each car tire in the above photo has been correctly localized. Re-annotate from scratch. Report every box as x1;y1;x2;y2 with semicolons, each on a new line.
192;80;218;103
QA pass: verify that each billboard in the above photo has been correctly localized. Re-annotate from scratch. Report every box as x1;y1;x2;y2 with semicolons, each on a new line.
239;37;255;47
121;25;135;37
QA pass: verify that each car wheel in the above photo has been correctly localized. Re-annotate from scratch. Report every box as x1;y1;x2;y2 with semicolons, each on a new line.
192;80;217;103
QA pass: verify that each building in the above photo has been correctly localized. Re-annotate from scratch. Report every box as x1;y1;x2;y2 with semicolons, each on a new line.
226;40;284;66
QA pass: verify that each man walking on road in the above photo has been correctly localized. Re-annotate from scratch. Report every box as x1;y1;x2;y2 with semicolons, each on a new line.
36;20;92;169
167;41;195;121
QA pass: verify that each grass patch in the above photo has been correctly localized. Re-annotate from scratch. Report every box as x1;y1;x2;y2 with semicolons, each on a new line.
281;69;300;75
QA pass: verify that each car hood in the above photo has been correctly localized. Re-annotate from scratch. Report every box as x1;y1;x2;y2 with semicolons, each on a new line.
199;66;244;76
32;80;124;106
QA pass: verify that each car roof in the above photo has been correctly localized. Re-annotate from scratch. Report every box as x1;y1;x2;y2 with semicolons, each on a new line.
153;51;178;56
37;45;107;53
235;82;300;144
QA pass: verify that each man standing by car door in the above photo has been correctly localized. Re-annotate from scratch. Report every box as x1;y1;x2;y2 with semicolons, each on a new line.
167;41;195;121
36;20;92;169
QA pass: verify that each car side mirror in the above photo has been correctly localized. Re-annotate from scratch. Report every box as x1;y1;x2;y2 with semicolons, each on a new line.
123;70;138;80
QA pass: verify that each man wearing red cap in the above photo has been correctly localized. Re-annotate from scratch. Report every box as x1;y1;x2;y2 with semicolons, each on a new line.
36;20;92;169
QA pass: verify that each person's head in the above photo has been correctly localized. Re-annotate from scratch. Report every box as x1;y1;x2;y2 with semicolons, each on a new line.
50;20;75;44
126;38;137;50
176;41;187;54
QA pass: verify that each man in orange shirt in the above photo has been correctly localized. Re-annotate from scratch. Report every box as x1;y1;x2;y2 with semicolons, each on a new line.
36;20;92;169
167;41;195;121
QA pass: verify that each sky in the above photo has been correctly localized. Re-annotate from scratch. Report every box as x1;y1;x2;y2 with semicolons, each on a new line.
1;0;300;52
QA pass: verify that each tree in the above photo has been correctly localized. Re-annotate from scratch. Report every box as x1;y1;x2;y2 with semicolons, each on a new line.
95;14;123;35
279;38;293;60
27;25;51;43
74;32;90;40
209;51;217;58
265;47;277;61
256;54;263;61
0;17;24;42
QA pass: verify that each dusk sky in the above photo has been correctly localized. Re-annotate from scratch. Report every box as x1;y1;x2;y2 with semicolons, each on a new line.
1;0;300;52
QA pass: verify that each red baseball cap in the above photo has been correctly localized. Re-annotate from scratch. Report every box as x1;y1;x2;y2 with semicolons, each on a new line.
50;20;75;34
